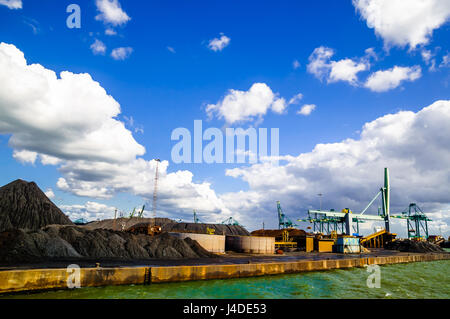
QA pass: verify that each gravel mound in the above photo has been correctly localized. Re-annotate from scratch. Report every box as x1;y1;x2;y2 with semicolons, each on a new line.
385;239;446;253
84;219;249;236
83;217;174;231
0;226;215;264
161;222;250;236
0;179;73;232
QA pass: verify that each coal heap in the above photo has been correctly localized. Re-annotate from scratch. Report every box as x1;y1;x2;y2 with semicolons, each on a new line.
0;179;73;232
162;222;250;236
385;239;445;253
0;226;215;263
84;217;175;231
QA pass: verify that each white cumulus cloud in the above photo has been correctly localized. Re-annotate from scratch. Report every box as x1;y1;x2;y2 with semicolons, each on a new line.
61;201;117;222
12;150;37;164
44;188;55;199
297;104;316;116
0;0;22;9
95;0;130;26
0;42;145;164
208;34;231;52
90;39;106;55
440;53;450;68
111;47;133;60
353;0;450;49
365;65;422;92
206;83;301;124
307;46;370;86
105;28;117;36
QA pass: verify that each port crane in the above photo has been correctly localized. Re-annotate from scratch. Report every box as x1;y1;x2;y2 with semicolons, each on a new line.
277;201;298;229
152;159;161;221
137;205;145;218
221;217;243;226
391;203;431;240
131;159;162;236
193;210;202;223
129;207;136;218
297;168;392;235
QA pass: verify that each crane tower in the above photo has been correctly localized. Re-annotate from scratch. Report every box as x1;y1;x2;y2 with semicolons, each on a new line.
152;159;161;224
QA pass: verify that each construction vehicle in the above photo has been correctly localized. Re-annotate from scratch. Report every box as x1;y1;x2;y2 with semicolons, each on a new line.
127;223;162;236
275;228;297;250
206;227;215;235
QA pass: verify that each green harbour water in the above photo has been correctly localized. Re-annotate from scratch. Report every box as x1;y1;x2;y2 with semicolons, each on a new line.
3;259;449;299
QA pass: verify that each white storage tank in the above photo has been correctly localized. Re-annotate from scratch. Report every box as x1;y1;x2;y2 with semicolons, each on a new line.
226;235;275;254
168;232;225;253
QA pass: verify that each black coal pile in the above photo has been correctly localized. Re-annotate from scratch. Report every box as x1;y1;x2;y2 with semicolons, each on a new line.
0;225;215;264
84;217;175;231
0;179;73;233
385;239;446;253
162;222;250;236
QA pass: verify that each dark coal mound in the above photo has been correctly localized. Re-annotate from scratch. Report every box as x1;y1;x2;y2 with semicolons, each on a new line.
84;219;249;236
0;179;73;233
161;222;250;236
0;226;215;264
385;239;446;253
84;217;174;231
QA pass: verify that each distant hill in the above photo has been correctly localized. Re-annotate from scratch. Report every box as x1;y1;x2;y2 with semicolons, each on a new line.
0;179;73;232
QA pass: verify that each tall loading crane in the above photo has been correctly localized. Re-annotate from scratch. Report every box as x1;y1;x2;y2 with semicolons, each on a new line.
391;203;431;240
137;205;145;218
297;168;392;235
277;201;298;229
152;159;161;222
127;160;162;237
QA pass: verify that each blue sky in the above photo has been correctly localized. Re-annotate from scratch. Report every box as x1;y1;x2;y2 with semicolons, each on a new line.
0;0;449;237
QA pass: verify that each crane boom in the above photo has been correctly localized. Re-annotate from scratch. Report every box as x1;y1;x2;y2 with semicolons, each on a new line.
152;159;161;225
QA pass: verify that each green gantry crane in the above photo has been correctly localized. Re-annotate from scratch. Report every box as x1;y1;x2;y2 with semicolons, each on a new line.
277;201;298;229
391;203;431;240
221;217;243;226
